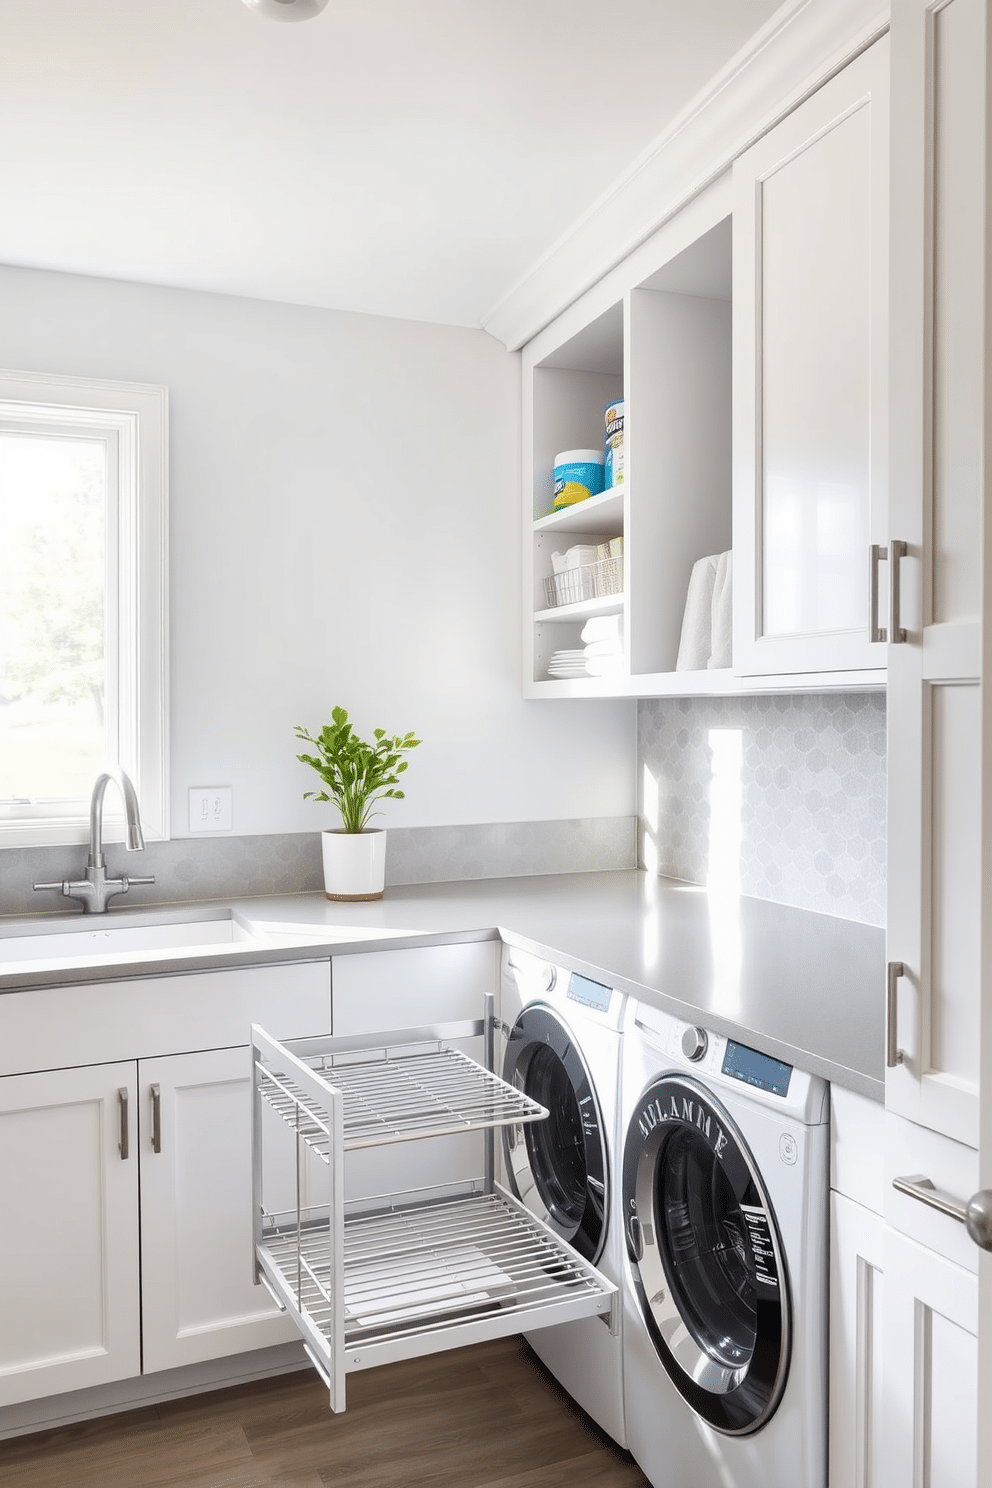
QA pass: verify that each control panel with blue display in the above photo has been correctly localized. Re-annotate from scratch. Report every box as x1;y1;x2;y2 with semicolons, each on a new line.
721;1039;793;1097
567;972;613;1013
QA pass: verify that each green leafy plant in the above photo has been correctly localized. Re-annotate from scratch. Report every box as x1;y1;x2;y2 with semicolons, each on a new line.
294;706;421;834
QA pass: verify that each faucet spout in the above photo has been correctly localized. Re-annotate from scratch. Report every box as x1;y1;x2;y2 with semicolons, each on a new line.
33;766;155;913
89;767;145;866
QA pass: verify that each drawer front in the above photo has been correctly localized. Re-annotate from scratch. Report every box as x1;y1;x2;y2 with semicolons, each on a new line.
884;1109;979;1273
0;959;331;1075
331;939;498;1035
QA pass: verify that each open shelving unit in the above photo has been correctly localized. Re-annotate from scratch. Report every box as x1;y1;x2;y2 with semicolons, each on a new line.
250;1008;618;1412
523;178;734;698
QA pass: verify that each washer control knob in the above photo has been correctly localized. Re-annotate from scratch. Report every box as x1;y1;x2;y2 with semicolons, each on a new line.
539;963;557;993
681;1026;709;1062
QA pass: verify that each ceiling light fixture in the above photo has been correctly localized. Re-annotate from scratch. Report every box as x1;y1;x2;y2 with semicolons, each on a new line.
241;0;329;21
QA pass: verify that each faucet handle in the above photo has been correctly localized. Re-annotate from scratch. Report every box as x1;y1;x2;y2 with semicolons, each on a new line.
122;876;156;890
33;880;68;894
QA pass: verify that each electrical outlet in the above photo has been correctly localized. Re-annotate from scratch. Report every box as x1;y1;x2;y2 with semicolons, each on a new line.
189;787;233;833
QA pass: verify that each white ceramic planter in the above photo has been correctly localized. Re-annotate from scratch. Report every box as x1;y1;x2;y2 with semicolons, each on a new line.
320;828;386;901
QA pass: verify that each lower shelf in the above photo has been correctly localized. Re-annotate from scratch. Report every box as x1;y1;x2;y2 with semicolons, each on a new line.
256;1184;618;1410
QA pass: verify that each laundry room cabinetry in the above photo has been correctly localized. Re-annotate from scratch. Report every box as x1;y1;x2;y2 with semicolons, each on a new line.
732;38;889;679
521;40;889;698
522;177;734;697
880;0;992;1478
0;959;330;1409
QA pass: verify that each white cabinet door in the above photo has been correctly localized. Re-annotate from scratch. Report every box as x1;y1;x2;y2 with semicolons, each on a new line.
882;1226;978;1488
733;39;889;676
830;1192;885;1488
0;1062;140;1405
138;1046;301;1373
886;0;985;1152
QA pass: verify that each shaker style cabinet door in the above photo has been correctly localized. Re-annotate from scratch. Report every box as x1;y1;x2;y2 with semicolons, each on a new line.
829;1191;885;1488
885;0;985;1152
882;1225;978;1488
733;38;889;676
0;1062;140;1406
138;1045;302;1373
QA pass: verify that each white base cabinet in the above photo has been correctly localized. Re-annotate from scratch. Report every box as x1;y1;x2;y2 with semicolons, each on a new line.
0;1062;141;1406
0;958;330;1408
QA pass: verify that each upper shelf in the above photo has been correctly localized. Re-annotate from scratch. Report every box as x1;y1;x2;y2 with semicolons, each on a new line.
533;487;624;535
256;1038;549;1161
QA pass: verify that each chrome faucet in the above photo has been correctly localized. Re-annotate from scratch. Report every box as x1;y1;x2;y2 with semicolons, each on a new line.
33;767;156;914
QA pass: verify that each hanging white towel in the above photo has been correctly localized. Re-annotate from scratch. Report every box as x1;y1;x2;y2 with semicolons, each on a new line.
581;614;623;645
708;550;733;669
676;554;719;671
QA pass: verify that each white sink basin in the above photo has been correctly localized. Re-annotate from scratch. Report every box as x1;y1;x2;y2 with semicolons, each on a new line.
0;911;265;971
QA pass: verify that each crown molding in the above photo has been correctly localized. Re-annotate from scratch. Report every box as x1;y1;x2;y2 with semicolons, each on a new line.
483;0;889;351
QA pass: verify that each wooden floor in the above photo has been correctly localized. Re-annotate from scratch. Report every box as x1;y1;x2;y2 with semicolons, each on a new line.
0;1338;650;1488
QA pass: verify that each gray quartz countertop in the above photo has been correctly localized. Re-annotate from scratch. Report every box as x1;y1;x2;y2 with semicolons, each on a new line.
0;871;886;1101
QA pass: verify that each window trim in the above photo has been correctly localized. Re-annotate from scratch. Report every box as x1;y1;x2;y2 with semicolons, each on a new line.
0;369;169;847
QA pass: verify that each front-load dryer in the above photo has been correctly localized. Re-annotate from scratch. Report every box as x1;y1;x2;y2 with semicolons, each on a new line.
499;945;626;1448
619;998;829;1488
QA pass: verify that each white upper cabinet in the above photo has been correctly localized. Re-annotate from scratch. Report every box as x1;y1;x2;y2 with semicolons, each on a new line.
733;39;890;678
885;0;985;1152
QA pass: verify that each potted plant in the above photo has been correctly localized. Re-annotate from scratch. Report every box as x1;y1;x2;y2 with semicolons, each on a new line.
295;706;421;900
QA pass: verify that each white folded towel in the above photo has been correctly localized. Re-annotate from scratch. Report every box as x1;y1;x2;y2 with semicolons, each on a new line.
584;637;623;658
708;550;733;669
676;554;719;671
581;614;623;645
585;654;624;678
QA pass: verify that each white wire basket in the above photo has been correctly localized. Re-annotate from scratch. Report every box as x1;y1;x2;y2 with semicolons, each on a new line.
544;555;623;608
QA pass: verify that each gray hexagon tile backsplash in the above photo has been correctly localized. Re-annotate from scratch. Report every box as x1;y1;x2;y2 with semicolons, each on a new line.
638;693;886;926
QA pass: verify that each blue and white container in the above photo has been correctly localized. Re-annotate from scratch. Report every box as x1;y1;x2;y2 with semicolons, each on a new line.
604;399;625;488
553;448;605;509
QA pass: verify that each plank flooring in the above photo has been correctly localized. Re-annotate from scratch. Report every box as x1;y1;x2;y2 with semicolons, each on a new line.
0;1338;650;1488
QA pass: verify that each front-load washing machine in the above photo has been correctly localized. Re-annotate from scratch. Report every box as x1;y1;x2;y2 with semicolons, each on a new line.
499;944;626;1448
619;998;829;1488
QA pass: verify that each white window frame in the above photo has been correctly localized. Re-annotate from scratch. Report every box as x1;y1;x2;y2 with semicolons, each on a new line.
0;369;168;847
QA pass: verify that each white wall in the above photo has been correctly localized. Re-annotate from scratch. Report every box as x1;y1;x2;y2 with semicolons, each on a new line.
0;265;635;838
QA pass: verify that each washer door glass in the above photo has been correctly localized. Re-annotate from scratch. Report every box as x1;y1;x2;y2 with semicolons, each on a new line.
502;1005;607;1264
623;1074;790;1435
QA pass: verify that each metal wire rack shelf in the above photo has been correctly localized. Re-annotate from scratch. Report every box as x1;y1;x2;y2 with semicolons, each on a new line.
250;1010;618;1413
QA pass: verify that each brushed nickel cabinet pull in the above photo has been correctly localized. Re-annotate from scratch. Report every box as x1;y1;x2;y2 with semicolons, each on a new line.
886;961;905;1067
893;1175;992;1251
889;539;907;643
869;543;887;643
118;1087;129;1160
150;1083;162;1154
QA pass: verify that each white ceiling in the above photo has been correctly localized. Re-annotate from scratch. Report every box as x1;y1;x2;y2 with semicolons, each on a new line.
0;0;782;329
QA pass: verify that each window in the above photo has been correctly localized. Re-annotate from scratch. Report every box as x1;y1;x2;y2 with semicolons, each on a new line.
0;370;168;846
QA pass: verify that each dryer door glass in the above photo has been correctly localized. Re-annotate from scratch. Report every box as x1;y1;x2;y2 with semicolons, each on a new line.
623;1074;790;1436
503;1006;608;1263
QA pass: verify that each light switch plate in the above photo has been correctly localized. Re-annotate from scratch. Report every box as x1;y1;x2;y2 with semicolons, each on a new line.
189;787;233;833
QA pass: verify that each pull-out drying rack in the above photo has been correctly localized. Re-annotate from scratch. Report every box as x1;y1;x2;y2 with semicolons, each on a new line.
250;999;618;1412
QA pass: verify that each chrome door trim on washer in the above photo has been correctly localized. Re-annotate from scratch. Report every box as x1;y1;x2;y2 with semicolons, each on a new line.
623;1073;791;1436
502;1003;608;1265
